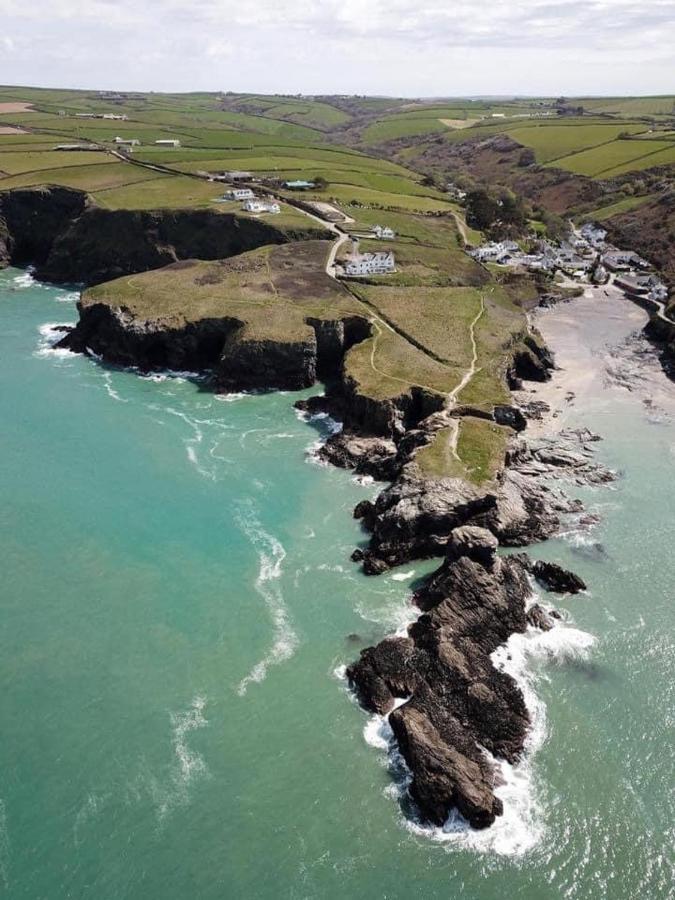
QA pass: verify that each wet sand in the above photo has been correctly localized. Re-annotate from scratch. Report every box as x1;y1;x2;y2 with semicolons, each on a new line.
515;284;672;435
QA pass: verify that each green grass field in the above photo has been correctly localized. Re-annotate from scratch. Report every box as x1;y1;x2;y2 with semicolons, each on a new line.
549;138;675;177
4;84;670;483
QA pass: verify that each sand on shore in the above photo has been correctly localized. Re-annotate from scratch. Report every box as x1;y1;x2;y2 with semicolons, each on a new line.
514;282;671;436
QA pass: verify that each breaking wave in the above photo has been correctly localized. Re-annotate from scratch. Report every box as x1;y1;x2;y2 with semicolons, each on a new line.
235;503;298;695
34;322;77;359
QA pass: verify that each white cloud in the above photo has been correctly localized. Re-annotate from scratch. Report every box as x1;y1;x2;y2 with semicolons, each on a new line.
0;0;673;95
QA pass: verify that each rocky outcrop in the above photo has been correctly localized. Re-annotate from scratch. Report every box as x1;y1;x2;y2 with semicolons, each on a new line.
532;560;587;594
509;335;555;386
352;475;497;573
350;422;613;574
348;530;543;829
0;185;329;285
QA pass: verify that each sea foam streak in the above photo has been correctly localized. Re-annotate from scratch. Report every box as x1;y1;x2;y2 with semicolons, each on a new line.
0;799;9;890
155;695;209;823
235;503;298;695
362;615;595;857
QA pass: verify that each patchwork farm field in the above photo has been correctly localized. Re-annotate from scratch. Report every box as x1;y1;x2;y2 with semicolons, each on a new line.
0;84;672;478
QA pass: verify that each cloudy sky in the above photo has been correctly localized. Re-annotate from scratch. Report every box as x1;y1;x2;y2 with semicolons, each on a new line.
1;0;674;97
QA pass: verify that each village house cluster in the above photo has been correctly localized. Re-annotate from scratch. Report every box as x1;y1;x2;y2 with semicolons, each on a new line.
468;222;668;304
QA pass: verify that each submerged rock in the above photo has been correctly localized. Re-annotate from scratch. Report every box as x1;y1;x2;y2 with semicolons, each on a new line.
532;560;587;594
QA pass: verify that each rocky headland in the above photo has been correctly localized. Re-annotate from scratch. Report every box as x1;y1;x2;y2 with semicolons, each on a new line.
2;185;617;834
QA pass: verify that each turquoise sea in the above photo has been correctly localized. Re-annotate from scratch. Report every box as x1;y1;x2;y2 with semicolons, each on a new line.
0;268;673;899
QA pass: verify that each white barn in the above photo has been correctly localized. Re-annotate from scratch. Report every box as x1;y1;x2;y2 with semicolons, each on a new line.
155;139;181;148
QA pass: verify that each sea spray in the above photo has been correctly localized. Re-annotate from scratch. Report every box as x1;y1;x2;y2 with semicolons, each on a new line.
235;501;298;695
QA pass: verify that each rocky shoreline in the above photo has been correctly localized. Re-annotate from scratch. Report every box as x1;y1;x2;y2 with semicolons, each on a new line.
2;189;619;834
341;415;611;829
50;277;613;834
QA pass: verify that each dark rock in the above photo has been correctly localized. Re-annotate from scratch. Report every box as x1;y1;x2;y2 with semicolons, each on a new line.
446;525;498;566
493;404;527;432
348;552;534;829
526;603;555;631
318;431;399;480
354;474;497;573
532;560;586;594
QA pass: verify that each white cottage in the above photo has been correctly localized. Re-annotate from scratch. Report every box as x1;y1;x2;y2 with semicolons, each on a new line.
372;225;396;240
344;251;396;276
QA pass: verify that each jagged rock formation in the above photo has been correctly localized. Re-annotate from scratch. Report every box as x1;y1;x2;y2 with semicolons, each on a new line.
348;528;540;829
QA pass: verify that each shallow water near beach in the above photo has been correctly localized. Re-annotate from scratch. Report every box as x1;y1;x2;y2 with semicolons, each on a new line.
0;268;673;898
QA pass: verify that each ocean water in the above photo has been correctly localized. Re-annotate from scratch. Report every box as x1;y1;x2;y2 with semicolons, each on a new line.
0;268;673;899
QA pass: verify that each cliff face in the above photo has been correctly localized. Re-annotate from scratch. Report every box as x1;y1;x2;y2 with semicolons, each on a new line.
0;185;329;285
0;186;89;268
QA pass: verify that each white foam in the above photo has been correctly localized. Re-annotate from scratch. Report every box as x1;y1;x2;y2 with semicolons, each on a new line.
390;570;415;582
215;392;246;402
171;694;208;785
54;289;80;304
333;663;348;682
73;792;106;848
34;322;77;359
100;371;129;403
12;270;36;289
0;799;8;891
235;504;298;695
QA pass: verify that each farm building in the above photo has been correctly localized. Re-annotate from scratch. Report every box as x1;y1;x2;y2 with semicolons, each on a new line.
372;225;396;240
223;188;255;201
242;199;281;214
155;139;181;148
114;137;140;147
284;180;316;190
344;251;396;276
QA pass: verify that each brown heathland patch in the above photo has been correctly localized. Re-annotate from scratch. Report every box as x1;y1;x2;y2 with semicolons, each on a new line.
0;103;35;114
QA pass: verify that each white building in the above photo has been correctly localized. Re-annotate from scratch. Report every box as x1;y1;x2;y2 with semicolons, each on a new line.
372;225;396;240
243;199;281;214
344;251;395;276
224;188;255;201
114;137;140;147
154;139;181;148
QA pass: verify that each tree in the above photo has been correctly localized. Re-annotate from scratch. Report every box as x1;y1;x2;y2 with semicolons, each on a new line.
313;175;329;190
464;189;500;231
